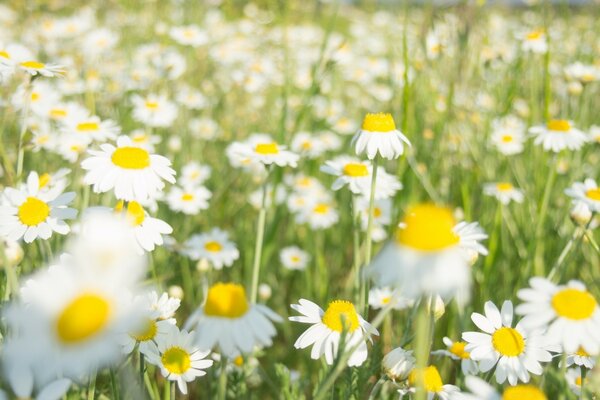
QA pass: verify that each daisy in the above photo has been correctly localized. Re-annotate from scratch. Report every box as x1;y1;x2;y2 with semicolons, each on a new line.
185;283;282;357
128;129;162;152
169;25;208;47
131;94;178;128
145;325;213;395
432;337;479;375
529;120;589;153
516;278;600;354
352;112;410;160
114;200;173;253
589;125;600;143
17;60;64;77
367;204;487;301
401;366;460;400
0;172;76;243
280;246;310;271
61;113;120;144
321;156;372;194
289;299;378;367
357;197;392;231
521;29;548;54
483;182;524;205
234;139;299;168
291;132;326;159
565;367;585;396
462;300;553;385
81;136;176;202
166;185;211;214
490;122;526;155
565;178;600;213
295;200;339;230
182;228;240;270
32;168;70;200
119;307;175;356
382;347;415;381
368;287;413;310
146;290;181;321
284;174;327;197
564;347;596;369
456;376;547;400
179;162;211;187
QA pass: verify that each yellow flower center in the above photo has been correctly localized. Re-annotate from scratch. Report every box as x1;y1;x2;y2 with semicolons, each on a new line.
181;193;194;201
396;204;459;251
204;241;222;252
502;385;547;400
31;92;40;101
234;355;244;366
38;173;51;189
546;119;571;132
551;288;597;320
408;366;443;393
56;294;111;344
496;182;514;192
381;297;391;304
0;50;9;59
576;377;582;387
18;197;50;226
374;207;382;218
161;347;191;374
49;108;67;118
111;147;150;169
115;200;145;226
132;134;148;143
301;141;312;150
361;112;396;132
526;30;544;40
449;341;470;359
20;61;45;69
321;300;360;332
290;255;301;263
501;135;514;143
204;283;249;318
576;347;590;357
76;122;100;132
313;204;329;214
255;142;279;155
585;189;600;201
130;318;157;342
343;163;369;177
145;101;159;110
492;327;525;357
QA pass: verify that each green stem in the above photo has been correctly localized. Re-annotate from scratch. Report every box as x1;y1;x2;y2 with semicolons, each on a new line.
361;157;379;312
414;298;434;400
533;155;557;276
547;226;583;281
87;372;97;400
110;368;119;400
218;358;228;400
250;179;268;304
352;197;362;304
139;354;145;391
16;79;33;180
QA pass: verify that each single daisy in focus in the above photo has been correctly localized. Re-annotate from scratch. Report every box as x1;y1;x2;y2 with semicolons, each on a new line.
185;283;282;357
18;60;64;77
0;172;76;243
516;278;600;354
462;300;553;385
529;119;588;153
182;228;240;270
483;182;524;205
280;246;310;271
114;200;173;253
432;337;479;375
400;365;460;400
289;298;378;367
565;178;600;213
457;376;547;400
145;324;213;395
368;287;413;310
382;347;415;381
166;185;211;215
352;112;410;160
82;136;176;202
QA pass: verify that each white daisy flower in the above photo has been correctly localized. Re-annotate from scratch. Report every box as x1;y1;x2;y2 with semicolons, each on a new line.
483;182;524;205
128;129;162;152
529;119;589;153
17;60;64;77
400;365;460;400
352;113;410;160
284;174;327;195
295;200;339;230
35;168;70;199
119;309;174;356
288;299;378;367
382;347;415;381
432;337;479;375
589;125;600;143
564;347;596;370
131;94;178;128
516;278;600;354
146;290;181;321
368;287;413;310
179;162;211;187
182;228;240;270
61;113;120;144
463;300;553;385
291;132;326;159
169;25;208;47
521;29;548;54
357;197;392;228
321;156;372;195
166;185;211;214
185;283;282;358
280;246;310;271
145;325;213;395
565;178;600;213
114;200;173;253
565;367;585;396
456;375;548;400
233;139;299;168
81;136;176;202
0;172;76;243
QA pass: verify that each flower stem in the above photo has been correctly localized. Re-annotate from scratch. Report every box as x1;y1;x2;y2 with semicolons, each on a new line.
16;79;33;180
352;196;362;304
361;157;379;312
414;297;434;400
533;155;557;276
218;358;228;400
250;178;269;304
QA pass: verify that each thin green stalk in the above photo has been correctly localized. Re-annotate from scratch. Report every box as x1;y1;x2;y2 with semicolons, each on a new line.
361;157;379;312
87;372;96;400
16;79;33;180
367;376;387;400
352;196;362;303
547;226;583;281
250;178;268;304
139;354;145;391
533;155;558;276
580;368;587;400
218;358;228;400
110;368;119;400
414;298;434;400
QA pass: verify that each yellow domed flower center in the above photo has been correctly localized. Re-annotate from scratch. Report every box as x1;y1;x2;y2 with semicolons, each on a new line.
204;241;222;252
0;50;9;59
301;141;312;150
234;355;244;366
322;300;360;332
343;163;369;177
76;122;100;132
313;204;329;214
18;197;50;226
492;327;525;357
130;318;157;342
374;207;382;217
546;119;571;132
115;200;145;226
361;112;396;132
290;255;301;263
38;173;51;189
502;385;547;400
449;341;470;359
145;101;159;110
255;143;279;155
181;193;194;201
408;366;443;393
576;376;583;386
50;108;67;118
551;288;597;320
586;189;600;201
496;182;513;192
31;92;40;101
501;135;514;143
526;30;544;40
132;134;148;143
396;204;459;251
161;346;191;374
576;347;590;357
56;294;111;344
20;61;45;69
204;283;249;318
111;147;150;169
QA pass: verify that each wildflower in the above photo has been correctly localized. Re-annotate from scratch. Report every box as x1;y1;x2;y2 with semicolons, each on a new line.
382;347;415;381
483;182;524;205
114;200;173;253
182;228;240;269
457;376;547;400
166;185;211;214
432;337;479;375
565;178;600;213
529;119;588;153
400;365;460;399
352;112;410;160
279;246;310;271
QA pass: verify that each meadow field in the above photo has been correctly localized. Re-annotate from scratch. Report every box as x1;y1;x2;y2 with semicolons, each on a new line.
0;0;599;399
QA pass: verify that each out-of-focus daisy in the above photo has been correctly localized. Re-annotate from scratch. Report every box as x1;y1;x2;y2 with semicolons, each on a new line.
131;94;178;128
166;185;211;214
114;200;173;253
352;112;410;160
182;228;239;269
291;132;326;159
565;347;596;369
32;168;70;199
565;62;599;85
0;172;76;243
280;246;310;271
61;113;120;144
82;136;176;201
289;298;378;367
565;178;600;213
483;182;524;205
169;25;208;47
119;305;174;356
295;200;339;230
529;120;588;153
179;162;211;188
128;129;161;152
368;287;413;310
400;366;460;400
432;337;479;375
456;376;547;400
382;347;415;381
234;139;299;168
321;156;372;194
145;325;212;395
18;60;64;77
185;283;282;357
516;278;600;354
521;29;547;54
565;367;585;396
463;300;553;385
589;126;600;143
367;204;487;301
